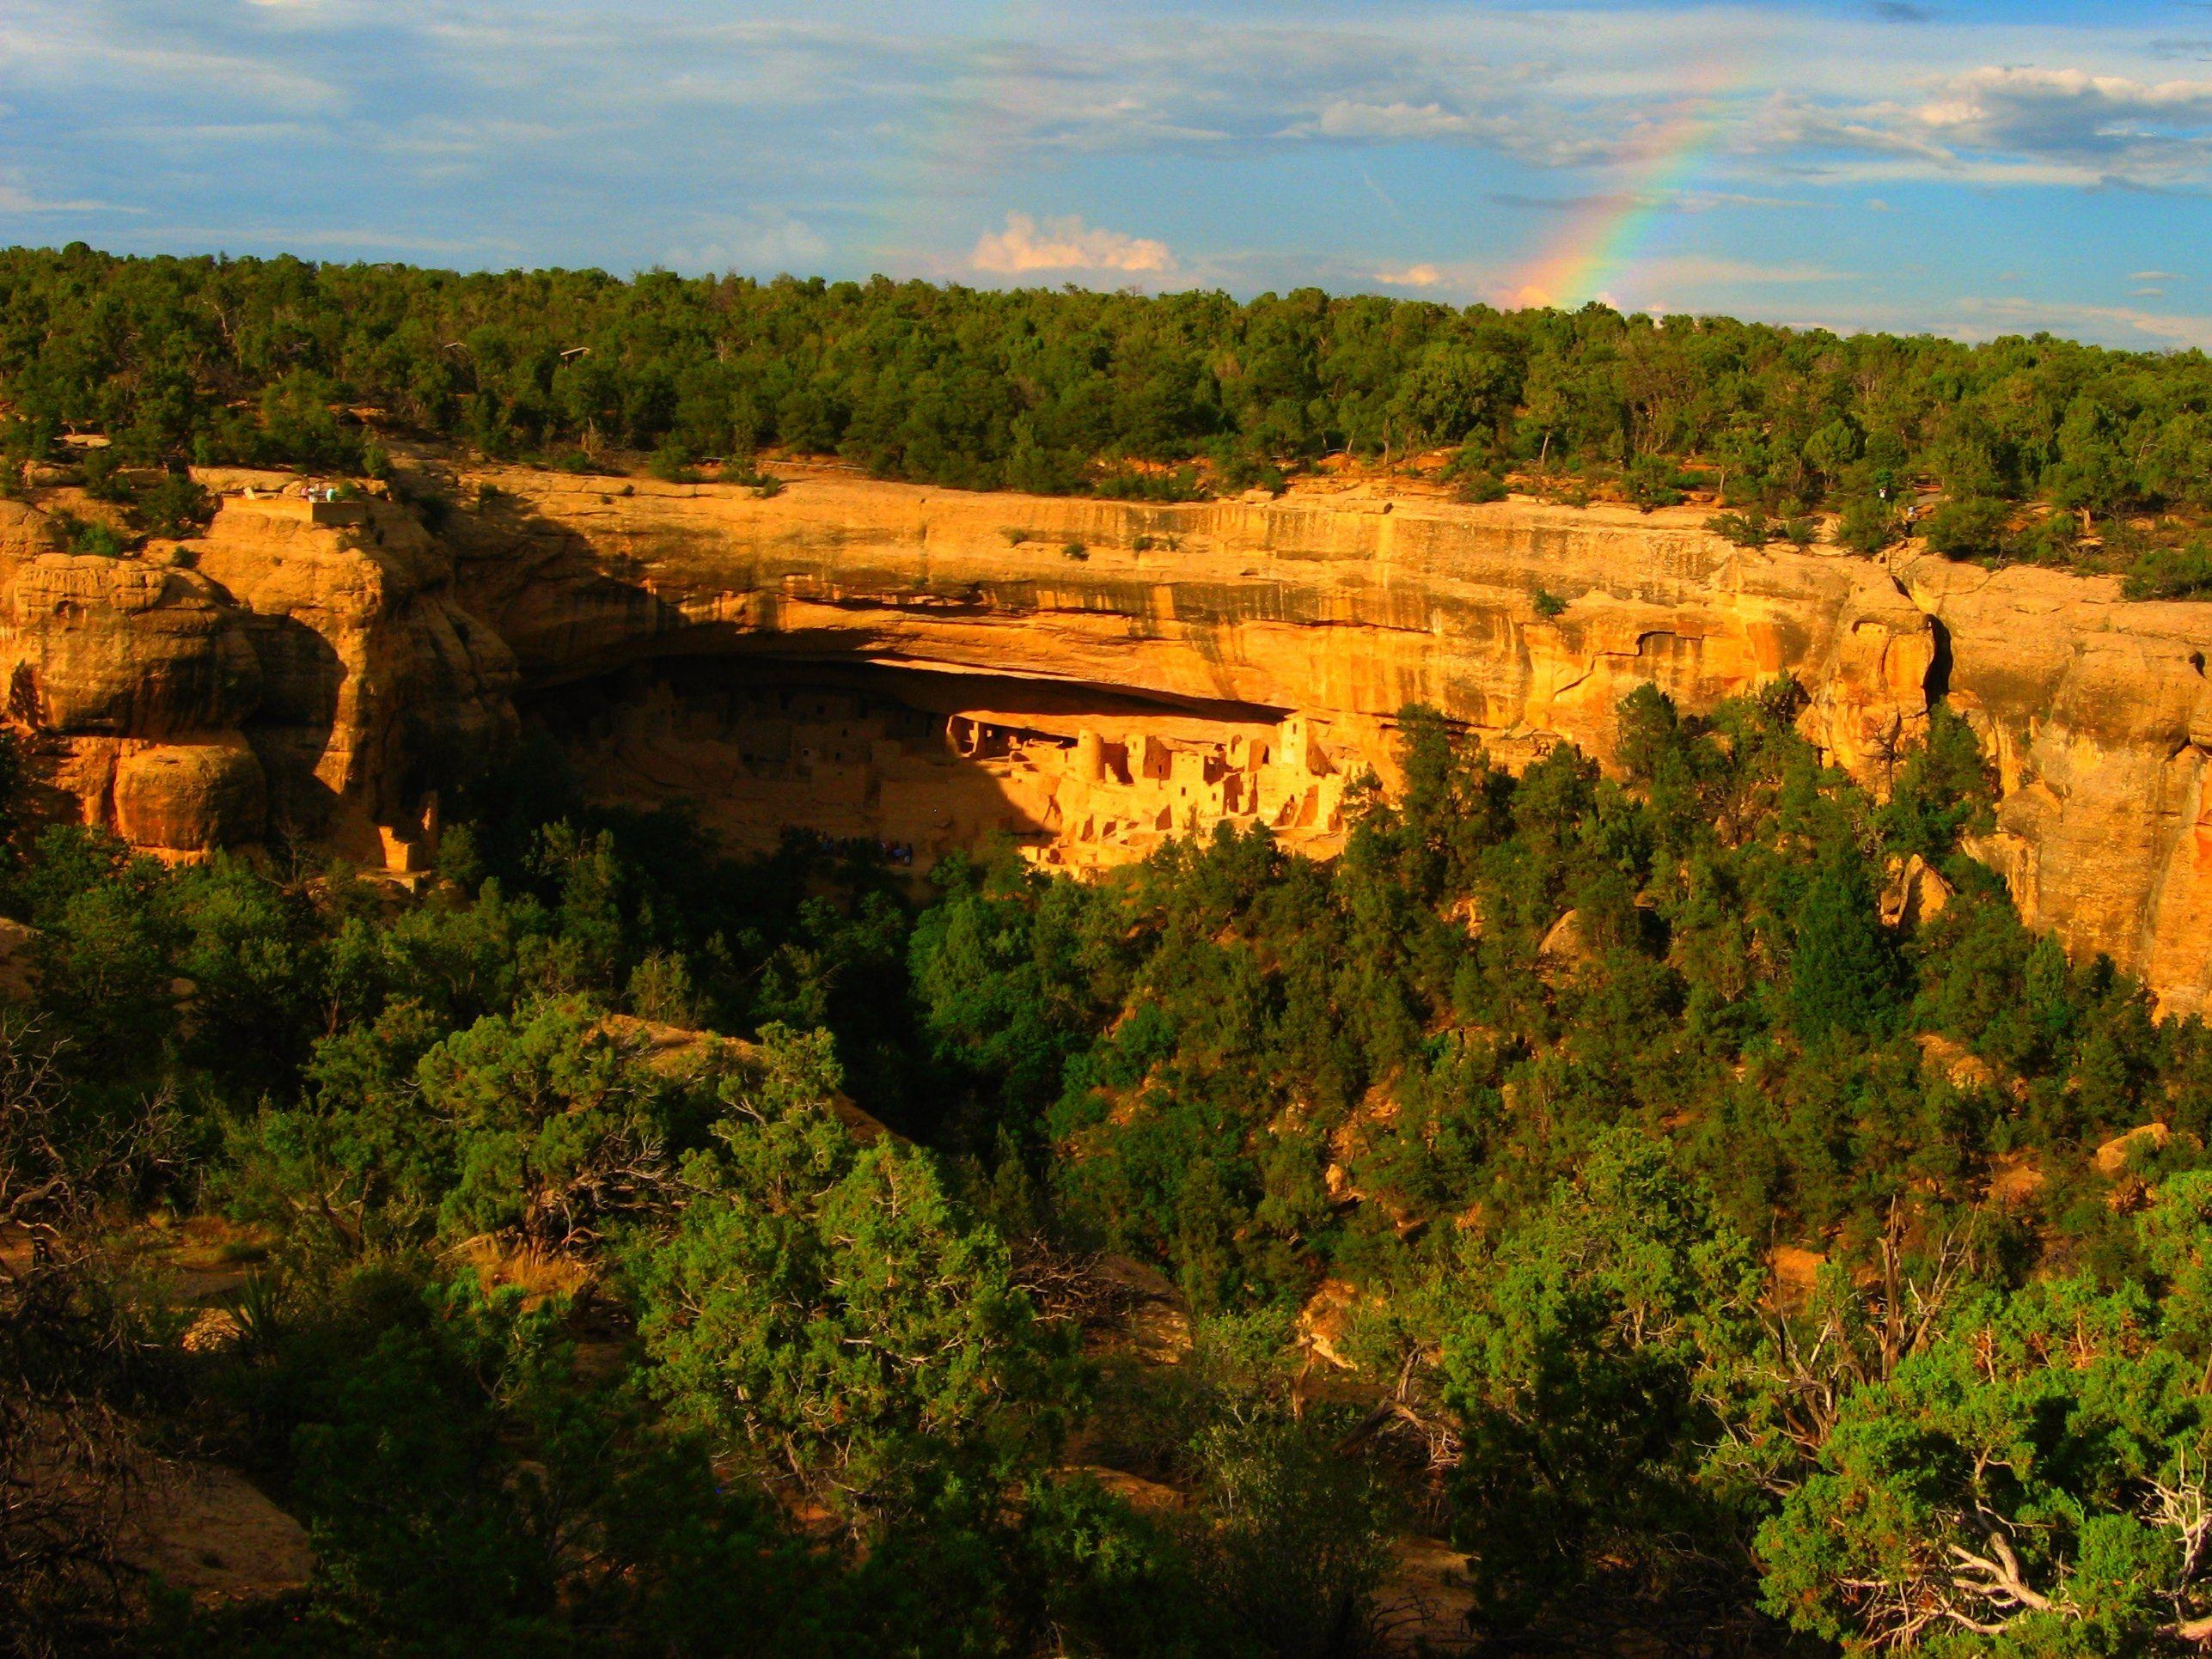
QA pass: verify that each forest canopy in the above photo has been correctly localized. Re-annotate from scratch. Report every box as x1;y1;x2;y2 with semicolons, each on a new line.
15;245;2212;1656
9;680;2212;1655
9;244;2212;582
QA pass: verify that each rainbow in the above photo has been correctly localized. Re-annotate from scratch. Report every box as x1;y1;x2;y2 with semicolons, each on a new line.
1507;52;1756;312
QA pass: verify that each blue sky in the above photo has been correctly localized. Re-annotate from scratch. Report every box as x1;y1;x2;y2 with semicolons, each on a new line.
8;2;2212;346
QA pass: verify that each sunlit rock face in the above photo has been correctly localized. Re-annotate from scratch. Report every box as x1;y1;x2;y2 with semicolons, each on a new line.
443;468;1938;875
7;467;2212;1015
0;483;514;868
1903;558;2212;1019
445;469;1933;785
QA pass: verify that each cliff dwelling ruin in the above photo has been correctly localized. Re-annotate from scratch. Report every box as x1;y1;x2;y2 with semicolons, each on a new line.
529;659;1356;871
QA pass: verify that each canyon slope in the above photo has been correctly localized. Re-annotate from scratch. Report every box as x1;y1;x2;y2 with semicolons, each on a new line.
4;464;2210;1016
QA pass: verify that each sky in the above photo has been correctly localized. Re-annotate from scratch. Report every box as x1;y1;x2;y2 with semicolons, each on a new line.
8;1;2212;347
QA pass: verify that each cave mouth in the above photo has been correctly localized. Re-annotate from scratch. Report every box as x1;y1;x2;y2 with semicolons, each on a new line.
521;655;1355;872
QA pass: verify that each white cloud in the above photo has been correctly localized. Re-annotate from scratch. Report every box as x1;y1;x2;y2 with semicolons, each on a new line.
970;213;1173;276
1910;66;2212;173
1375;262;1442;286
1303;100;1488;141
1923;295;2212;351
0;12;340;113
0;184;128;213
1669;189;1814;211
0;164;134;213
666;210;830;275
1737;63;2212;186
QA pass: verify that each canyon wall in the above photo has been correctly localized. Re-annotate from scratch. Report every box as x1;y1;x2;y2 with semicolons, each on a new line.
3;466;2209;1014
0;481;515;869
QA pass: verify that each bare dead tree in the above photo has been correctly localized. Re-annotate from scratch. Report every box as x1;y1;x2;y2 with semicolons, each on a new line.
1728;1199;1977;1488
0;1018;180;1654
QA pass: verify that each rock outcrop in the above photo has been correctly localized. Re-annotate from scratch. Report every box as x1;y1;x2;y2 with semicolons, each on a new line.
1903;558;2212;1020
0;479;515;864
5;464;2211;1016
189;487;517;863
443;471;1938;791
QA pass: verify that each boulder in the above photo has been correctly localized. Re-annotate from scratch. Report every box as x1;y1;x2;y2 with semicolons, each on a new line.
2094;1121;2171;1178
1297;1276;1368;1371
113;735;267;852
117;1461;311;1608
1537;909;1589;967
1880;853;1954;930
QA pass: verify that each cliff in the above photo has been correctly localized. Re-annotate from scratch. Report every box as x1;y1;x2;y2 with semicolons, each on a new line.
0;480;514;867
3;466;2209;1016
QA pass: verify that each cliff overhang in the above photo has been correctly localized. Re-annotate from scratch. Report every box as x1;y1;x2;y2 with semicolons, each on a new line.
4;464;2209;1015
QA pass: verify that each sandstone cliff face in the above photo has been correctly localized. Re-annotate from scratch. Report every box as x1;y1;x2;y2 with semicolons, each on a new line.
1901;558;2212;1018
446;471;1936;784
189;491;517;861
0;542;268;854
0;485;516;862
6;466;2211;1018
443;467;2210;1014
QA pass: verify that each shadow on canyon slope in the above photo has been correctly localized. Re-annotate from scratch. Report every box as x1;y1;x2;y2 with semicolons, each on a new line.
227;610;347;844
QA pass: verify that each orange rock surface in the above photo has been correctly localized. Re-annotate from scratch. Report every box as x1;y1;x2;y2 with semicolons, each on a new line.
0;479;514;865
4;465;2211;1015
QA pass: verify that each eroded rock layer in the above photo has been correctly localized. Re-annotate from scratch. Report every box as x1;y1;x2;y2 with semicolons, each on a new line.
0;481;515;865
3;467;2210;1015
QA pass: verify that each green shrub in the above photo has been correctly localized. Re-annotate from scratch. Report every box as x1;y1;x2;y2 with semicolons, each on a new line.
1922;496;2011;561
1705;509;1772;548
648;442;700;484
1790;852;1904;1037
80;445;132;503
1833;495;1898;553
1;414;56;465
47;509;128;557
252;369;363;471
1440;1132;1763;1630
715;456;785;497
631;1027;1076;1517
1182;1418;1396;1657
1457;470;1510;504
129;473;215;538
2122;539;2212;601
1214;447;1286;495
1097;465;1207;503
1623;455;1691;511
2006;511;2081;566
